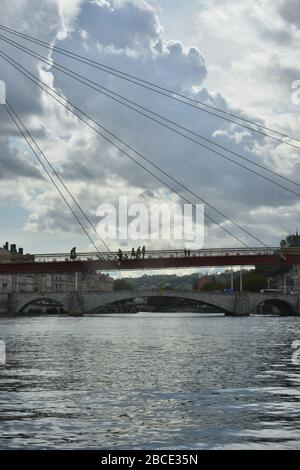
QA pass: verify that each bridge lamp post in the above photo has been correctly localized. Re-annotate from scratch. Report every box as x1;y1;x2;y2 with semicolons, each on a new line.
74;272;78;292
240;268;243;293
12;273;18;293
260;302;264;315
283;273;287;295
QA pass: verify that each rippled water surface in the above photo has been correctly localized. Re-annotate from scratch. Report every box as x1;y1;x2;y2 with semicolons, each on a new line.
0;313;300;449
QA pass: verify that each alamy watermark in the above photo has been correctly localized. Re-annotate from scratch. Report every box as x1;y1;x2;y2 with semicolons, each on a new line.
96;196;205;249
292;340;300;365
292;80;300;105
0;341;6;365
0;80;6;104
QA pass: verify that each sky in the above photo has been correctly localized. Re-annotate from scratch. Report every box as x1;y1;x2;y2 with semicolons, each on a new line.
1;0;300;257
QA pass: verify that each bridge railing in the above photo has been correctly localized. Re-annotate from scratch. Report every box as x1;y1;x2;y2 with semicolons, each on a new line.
31;247;284;263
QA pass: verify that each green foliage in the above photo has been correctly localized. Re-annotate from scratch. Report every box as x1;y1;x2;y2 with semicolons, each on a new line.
114;279;133;290
255;264;290;278
255;233;299;277
242;271;267;292
201;281;227;291
280;233;300;247
201;270;267;292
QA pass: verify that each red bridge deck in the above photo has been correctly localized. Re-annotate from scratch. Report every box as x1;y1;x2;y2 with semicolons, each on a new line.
0;247;299;274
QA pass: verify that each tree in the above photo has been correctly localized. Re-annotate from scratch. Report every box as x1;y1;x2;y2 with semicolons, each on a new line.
280;232;300;247
256;233;298;278
113;279;133;290
242;271;267;292
201;270;267;292
202;281;227;292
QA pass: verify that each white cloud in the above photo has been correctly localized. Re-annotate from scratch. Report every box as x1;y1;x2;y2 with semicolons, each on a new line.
1;0;300;254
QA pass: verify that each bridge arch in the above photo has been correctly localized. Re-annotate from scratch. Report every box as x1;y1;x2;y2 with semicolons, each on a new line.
252;298;296;316
83;290;236;315
12;290;299;316
16;295;67;315
100;295;227;314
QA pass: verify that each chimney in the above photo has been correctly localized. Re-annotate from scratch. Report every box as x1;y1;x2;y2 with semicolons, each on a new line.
10;244;17;253
18;247;23;255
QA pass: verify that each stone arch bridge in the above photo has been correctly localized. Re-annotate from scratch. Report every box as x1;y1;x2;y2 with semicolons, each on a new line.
7;290;300;316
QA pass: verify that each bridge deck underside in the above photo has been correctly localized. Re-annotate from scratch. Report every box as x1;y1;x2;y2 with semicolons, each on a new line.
0;254;300;274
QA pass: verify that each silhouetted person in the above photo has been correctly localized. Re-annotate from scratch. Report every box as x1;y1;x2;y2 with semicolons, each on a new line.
184;248;187;257
187;249;191;257
142;245;146;259
70;247;77;260
131;248;135;259
136;247;141;259
118;249;123;261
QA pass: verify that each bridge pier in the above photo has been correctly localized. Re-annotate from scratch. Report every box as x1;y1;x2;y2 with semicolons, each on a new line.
296;295;300;316
66;292;84;316
231;292;251;316
7;292;19;316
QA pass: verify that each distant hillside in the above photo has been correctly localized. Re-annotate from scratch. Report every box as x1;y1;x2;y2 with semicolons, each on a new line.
116;272;204;290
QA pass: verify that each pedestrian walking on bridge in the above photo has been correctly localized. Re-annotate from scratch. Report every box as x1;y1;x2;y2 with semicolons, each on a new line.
118;249;123;262
70;247;77;260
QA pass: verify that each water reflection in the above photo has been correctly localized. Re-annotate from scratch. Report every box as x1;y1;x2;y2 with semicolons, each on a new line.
0;314;299;449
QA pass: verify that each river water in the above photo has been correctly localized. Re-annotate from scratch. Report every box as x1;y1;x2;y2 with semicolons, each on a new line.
0;313;300;450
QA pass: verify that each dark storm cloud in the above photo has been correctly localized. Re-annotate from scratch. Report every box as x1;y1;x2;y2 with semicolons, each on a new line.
0;137;42;180
0;0;62;38
80;0;161;49
35;0;296;244
0;0;67;180
2;0;300;247
279;0;300;28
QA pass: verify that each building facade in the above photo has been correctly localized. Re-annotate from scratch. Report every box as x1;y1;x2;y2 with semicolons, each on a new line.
1;241;114;293
0;271;114;294
194;275;212;290
289;265;300;292
0;274;34;293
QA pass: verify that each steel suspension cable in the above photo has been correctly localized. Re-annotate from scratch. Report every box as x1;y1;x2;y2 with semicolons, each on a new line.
4;101;111;256
0;23;299;148
1;33;299;194
0;50;257;247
